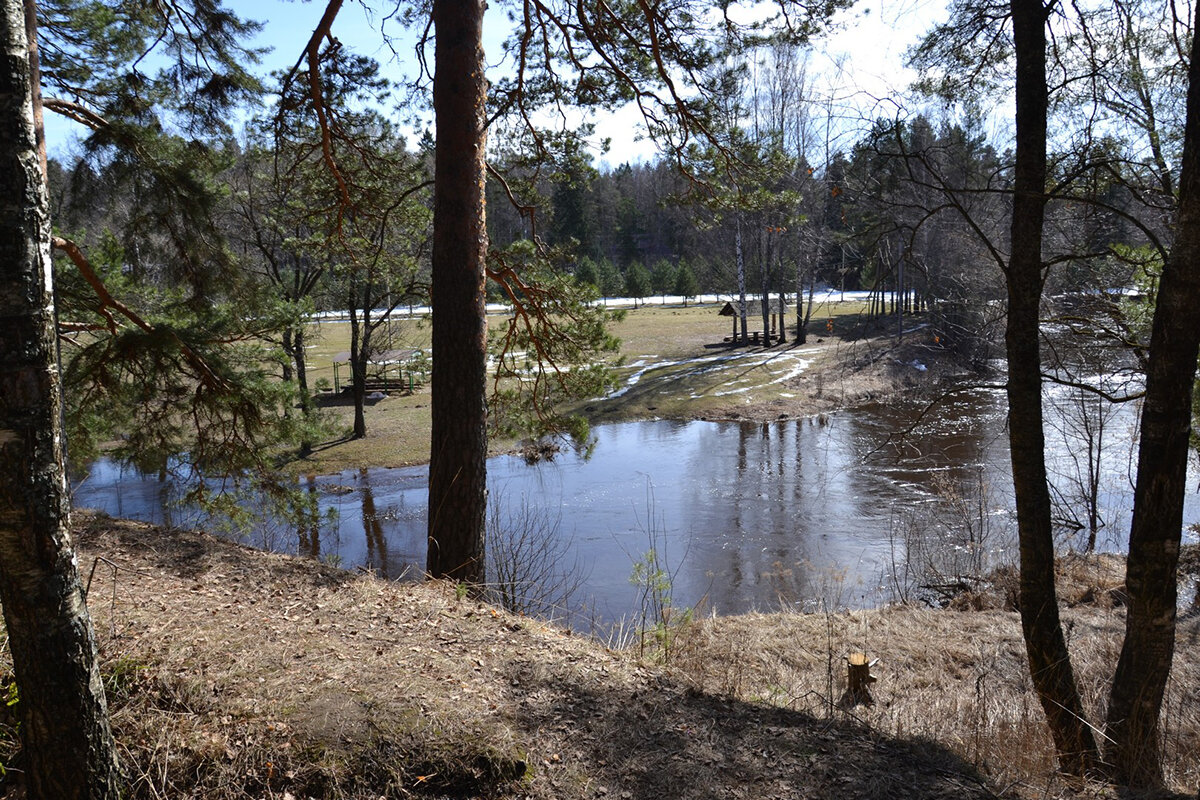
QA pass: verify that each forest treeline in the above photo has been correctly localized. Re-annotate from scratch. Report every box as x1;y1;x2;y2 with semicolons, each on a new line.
48;51;1168;382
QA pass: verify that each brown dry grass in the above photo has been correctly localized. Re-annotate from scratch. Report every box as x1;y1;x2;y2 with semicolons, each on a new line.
3;515;1192;799
0;514;1024;799
671;553;1200;798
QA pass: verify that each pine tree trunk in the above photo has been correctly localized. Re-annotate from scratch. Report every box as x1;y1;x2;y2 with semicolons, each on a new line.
1105;4;1200;784
1006;0;1099;777
294;326;312;413
427;0;488;584
0;5;122;796
293;326;313;456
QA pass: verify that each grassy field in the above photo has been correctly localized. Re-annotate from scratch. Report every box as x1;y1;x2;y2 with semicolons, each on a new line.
287;298;897;474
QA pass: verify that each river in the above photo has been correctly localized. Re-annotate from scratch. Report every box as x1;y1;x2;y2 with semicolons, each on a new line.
75;378;1197;630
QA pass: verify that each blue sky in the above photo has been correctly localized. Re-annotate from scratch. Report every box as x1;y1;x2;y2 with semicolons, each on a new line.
44;0;948;166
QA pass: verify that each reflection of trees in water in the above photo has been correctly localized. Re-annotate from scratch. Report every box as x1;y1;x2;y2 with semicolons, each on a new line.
687;421;827;614
297;475;321;559
1043;380;1138;554
485;491;584;620
360;469;390;579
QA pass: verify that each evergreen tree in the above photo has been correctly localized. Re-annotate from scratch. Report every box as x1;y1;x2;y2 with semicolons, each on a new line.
650;258;678;303
574;256;599;290
674;261;700;305
625;261;651;308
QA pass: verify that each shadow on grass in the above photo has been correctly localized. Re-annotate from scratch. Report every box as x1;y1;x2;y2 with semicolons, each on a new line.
500;654;1002;800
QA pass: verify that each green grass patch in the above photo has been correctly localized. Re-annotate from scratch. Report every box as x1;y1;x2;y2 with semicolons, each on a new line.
287;300;877;473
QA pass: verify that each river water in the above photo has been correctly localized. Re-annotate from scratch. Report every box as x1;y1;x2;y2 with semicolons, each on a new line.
73;384;1197;628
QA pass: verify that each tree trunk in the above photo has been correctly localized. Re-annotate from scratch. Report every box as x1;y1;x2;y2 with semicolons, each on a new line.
427;0;488;584
1006;0;1099;777
281;326;295;384
776;290;786;344
0;5;122;796
294;326;312;413
1105;3;1200;785
736;215;747;342
759;232;770;341
293;326;313;456
348;304;367;439
795;253;806;344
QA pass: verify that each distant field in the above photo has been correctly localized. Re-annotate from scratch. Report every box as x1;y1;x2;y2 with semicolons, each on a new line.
288;298;879;474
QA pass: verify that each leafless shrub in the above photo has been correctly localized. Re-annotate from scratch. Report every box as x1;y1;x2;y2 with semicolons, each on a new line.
886;470;1013;607
484;490;586;621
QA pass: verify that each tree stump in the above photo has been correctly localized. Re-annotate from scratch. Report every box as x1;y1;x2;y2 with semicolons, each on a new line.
844;652;877;707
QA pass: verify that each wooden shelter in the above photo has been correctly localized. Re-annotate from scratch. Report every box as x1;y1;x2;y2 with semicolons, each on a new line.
332;348;423;393
718;299;791;344
718;301;738;342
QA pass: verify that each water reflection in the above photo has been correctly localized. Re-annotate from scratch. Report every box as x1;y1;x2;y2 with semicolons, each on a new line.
298;475;320;559
359;470;392;578
72;390;1196;628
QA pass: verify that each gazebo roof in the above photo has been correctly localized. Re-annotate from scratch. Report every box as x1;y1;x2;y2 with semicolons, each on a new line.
718;300;789;316
332;348;421;365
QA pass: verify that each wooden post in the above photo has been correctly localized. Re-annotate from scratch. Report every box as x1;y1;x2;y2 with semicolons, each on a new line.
845;652;877;706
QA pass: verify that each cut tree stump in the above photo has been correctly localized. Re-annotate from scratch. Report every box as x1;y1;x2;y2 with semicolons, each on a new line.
843;651;877;707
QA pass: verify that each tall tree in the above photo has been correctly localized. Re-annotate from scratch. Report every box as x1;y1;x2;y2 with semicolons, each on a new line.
304;0;848;585
1105;0;1200;784
426;0;489;582
1006;0;1100;775
0;2;121;796
911;0;1200;782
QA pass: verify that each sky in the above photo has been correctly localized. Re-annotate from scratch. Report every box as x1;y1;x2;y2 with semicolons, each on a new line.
44;0;952;166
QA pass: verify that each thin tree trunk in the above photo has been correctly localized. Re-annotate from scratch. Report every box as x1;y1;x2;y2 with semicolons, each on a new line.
1007;0;1099;777
776;290;786;344
281;327;295;384
348;304;367;439
795;251;807;344
0;5;122;796
759;230;771;341
294;325;314;456
294;326;312;412
427;0;488;584
1105;3;1200;784
736;214;747;342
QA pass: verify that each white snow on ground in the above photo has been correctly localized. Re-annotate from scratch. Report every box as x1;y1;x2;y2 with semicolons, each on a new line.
605;358;688;399
610;346;822;400
310;290;888;323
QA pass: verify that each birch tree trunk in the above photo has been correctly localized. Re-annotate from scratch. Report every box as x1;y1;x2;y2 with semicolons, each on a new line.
0;3;122;796
736;214;748;342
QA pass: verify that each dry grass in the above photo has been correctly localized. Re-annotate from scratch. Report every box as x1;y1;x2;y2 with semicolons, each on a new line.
2;516;1191;799
670;553;1200;798
0;511;1109;800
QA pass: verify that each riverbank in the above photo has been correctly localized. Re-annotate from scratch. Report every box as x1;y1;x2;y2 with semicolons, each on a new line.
10;512;1193;799
289;300;967;474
